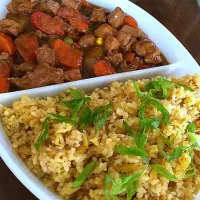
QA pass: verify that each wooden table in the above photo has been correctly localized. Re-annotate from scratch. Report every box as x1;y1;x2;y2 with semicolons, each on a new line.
0;1;200;199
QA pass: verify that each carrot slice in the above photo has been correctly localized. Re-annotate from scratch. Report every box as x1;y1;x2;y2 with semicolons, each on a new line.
0;32;16;55
124;15;138;28
68;17;89;33
51;39;83;69
0;76;9;93
124;53;135;63
0;66;11;78
93;60;116;77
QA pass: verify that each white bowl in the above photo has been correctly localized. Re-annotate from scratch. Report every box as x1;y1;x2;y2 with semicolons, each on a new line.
0;0;200;199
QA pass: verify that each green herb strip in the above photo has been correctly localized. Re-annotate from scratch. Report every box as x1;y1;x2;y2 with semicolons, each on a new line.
133;82;143;99
176;84;195;92
79;107;93;128
34;117;50;150
105;172;142;200
71;160;98;188
151;164;178;182
168;146;188;161
186;122;197;133
114;146;148;157
184;163;196;179
188;132;200;148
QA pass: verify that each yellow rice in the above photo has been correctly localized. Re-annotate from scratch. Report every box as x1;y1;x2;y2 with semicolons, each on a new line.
1;75;200;200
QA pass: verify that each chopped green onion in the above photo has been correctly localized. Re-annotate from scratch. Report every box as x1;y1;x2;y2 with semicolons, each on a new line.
34;117;50;150
104;172;142;199
114;146;148;157
71;160;98;188
123;121;134;137
95;110;110;133
186;122;197;133
184;163;196;179
168;146;188;161
133;81;143;99
176;84;195;92
69;88;83;99
151;164;178;182
188;132;200;148
64;37;73;45
79;107;93;128
48;113;75;124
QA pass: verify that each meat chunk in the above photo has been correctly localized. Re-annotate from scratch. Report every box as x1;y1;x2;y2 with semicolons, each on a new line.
91;8;106;23
62;22;79;39
62;0;81;9
117;31;137;52
31;11;64;36
107;7;125;29
104;35;120;52
78;33;96;48
10;64;64;89
64;69;82;81
36;0;60;15
7;0;36;15
133;39;162;65
144;50;162;65
0;19;23;37
133;39;157;57
15;33;39;62
11;62;36;77
0;53;13;78
35;45;59;67
119;57;143;72
107;53;123;67
120;25;147;39
6;13;30;28
0;52;13;67
94;23;113;39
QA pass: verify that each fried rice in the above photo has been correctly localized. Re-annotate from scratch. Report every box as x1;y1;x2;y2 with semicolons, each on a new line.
1;75;200;200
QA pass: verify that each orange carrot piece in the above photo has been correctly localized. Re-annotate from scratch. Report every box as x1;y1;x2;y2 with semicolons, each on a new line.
0;32;16;55
51;39;83;69
124;53;135;63
0;76;9;93
68;17;89;33
93;60;116;77
124;15;138;28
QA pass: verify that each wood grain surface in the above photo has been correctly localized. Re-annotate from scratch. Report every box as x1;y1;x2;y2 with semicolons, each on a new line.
0;0;200;200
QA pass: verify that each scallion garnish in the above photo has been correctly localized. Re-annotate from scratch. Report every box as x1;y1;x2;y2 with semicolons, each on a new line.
186;122;197;133
104;172;142;200
151;164;178;182
34;117;50;150
71;160;98;188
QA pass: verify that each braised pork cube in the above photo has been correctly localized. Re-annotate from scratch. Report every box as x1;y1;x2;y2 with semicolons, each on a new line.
0;53;13;78
94;23;113;39
62;22;79;39
7;0;36;15
108;7;125;28
11;62;36;77
62;0;81;10
117;30;137;52
79;34;96;48
10;64;64;89
35;45;59;67
133;39;162;64
144;50;162;64
64;69;82;81
91;8;106;22
119;57;144;72
120;25;147;39
107;53;123;67
104;35;120;52
0;52;13;67
14;33;39;62
37;0;60;15
0;19;23;37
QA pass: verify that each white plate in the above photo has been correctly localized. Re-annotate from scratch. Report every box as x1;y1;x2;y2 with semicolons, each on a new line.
0;0;200;199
